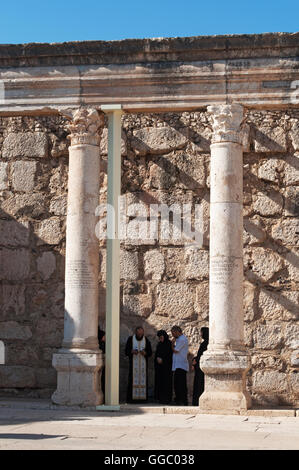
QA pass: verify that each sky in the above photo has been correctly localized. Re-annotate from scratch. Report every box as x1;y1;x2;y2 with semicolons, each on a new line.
0;0;298;45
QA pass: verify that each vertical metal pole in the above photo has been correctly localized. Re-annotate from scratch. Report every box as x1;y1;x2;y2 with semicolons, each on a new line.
0;341;5;364
102;105;122;406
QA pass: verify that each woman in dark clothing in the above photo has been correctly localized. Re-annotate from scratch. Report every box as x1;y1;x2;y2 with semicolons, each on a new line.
154;330;173;405
192;327;209;406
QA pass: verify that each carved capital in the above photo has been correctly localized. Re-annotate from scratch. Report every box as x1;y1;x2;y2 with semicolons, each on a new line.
208;104;244;144
62;107;105;146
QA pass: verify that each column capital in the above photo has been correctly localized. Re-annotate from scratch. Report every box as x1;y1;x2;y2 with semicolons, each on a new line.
208;103;244;144
62;106;105;146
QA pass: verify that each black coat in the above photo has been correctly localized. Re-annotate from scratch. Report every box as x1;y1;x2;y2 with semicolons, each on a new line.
154;337;173;404
192;340;208;406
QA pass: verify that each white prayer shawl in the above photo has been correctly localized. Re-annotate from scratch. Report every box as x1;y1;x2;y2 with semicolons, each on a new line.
132;334;146;400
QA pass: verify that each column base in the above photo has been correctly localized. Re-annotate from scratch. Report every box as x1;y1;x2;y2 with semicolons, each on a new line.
52;350;104;407
198;350;251;414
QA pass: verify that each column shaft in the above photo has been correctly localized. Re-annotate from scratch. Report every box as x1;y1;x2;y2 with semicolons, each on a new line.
199;104;251;414
52;107;105;407
63;143;100;350
209;141;244;351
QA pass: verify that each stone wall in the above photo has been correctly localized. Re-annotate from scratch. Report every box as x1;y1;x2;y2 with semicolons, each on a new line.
0;109;298;406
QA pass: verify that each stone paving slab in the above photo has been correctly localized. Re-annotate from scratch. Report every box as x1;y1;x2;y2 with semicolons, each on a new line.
0;399;298;450
0;407;299;450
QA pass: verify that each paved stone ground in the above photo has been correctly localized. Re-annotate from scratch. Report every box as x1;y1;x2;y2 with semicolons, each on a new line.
0;400;298;450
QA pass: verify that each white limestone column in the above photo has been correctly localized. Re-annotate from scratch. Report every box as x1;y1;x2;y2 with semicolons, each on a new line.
199;104;251;414
52;107;105;407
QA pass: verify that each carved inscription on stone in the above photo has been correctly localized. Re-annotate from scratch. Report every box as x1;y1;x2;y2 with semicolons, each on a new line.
66;260;95;289
211;257;236;285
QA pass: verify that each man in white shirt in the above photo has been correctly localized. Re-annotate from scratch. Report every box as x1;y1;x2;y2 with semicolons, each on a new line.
171;325;189;406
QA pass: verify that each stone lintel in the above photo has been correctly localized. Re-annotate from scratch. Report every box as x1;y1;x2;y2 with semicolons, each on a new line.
0;33;298;114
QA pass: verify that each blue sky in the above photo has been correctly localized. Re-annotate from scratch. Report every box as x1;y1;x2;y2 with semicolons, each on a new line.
0;0;298;44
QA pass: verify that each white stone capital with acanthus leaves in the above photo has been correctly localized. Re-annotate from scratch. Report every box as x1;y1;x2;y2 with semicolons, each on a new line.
62;106;105;146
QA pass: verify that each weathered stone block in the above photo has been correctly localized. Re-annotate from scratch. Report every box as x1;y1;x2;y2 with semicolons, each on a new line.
190;127;212;152
12;161;37;192
291;351;299;367
132;126;188;155
149;161;174;190
0;162;9;190
254;324;283;349
35;318;64;347
173;153;206;189
284;186;299;217
1;284;26;318
0;219;29;247
284;248;299;281
0;366;36;388
1;193;47;218
155;283;195;319
144;249;165;281
284;154;299;186
2;132;48;158
149;153;206;190
0;248;30;281
272;219;299;246
259;288;298;321
195;282;209;320
289;372;299;395
183;323;202;349
253;191;283;216
122;294;152;318
50;134;69;158
251;353;283;370
257;159;280;183
184;247;209;280
35;368;57;388
37;252;56;280
284;323;299;350
252;371;287;393
254;126;287;153
243;217;267;245
249;247;284;281
120;250;139;280
243;281;256;321
0;321;32;340
49;164;68;194
49;195;67;216
164;248;185;280
35;217;64;245
7;344;40;366
290;121;299;151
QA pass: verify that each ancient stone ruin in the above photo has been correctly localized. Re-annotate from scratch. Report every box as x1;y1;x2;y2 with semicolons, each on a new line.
0;32;298;412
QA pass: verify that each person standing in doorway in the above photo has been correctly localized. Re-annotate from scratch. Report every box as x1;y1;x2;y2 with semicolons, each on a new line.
171;325;189;406
125;326;152;403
